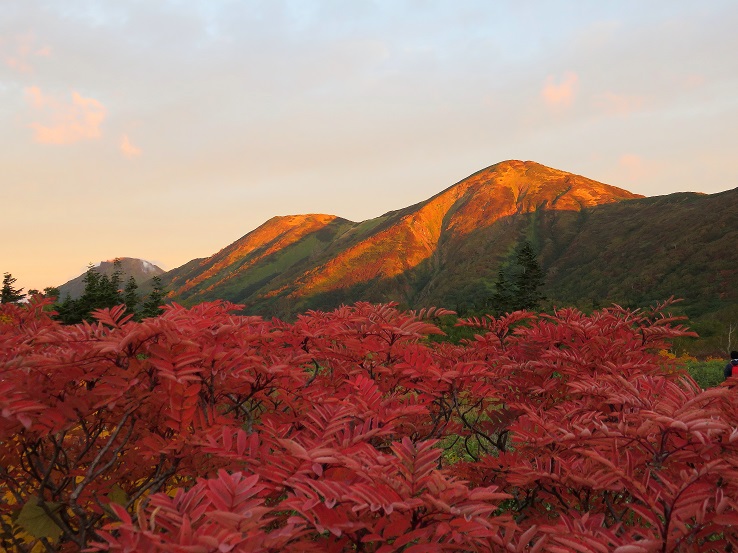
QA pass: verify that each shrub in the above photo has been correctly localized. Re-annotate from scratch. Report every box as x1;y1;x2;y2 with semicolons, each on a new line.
1;299;737;552
686;359;727;389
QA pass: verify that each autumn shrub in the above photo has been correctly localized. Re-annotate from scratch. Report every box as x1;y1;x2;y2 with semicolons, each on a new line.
1;298;737;552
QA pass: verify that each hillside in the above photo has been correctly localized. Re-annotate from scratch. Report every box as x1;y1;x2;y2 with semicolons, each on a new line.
542;189;738;316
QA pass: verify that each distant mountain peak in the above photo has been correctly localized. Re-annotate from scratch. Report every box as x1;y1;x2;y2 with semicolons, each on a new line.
57;258;164;299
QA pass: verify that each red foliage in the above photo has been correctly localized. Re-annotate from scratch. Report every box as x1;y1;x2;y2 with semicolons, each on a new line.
1;298;737;552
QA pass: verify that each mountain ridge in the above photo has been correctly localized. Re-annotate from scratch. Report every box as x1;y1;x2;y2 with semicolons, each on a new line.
51;160;738;356
159;160;653;315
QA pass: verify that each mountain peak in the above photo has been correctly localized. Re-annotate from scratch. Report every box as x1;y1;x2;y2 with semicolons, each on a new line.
415;159;642;238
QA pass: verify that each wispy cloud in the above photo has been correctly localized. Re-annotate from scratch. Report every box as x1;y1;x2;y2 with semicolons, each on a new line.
24;87;106;144
120;134;142;158
2;34;51;73
541;72;578;108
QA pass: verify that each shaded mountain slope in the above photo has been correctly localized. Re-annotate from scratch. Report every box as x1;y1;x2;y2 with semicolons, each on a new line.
542;189;738;316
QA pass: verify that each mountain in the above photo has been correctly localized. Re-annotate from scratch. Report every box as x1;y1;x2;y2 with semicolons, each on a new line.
57;258;164;299
161;160;662;316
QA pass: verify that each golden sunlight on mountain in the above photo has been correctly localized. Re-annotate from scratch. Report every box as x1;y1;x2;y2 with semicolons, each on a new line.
291;161;640;297
175;214;338;295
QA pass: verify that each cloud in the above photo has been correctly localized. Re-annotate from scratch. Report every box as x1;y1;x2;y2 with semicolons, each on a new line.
24;87;106;144
2;34;51;73
541;72;578;108
595;92;645;116
120;134;142;158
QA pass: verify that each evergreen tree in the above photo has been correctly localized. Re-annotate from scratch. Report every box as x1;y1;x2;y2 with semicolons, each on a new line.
54;262;134;324
56;264;108;324
1;273;26;304
55;292;81;324
489;240;546;315
123;276;140;318
140;275;165;319
97;273;121;310
78;264;103;319
43;286;60;299
490;268;516;316
514;241;546;311
109;259;123;300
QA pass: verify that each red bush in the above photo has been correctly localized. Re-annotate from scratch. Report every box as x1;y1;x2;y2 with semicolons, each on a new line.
1;298;736;552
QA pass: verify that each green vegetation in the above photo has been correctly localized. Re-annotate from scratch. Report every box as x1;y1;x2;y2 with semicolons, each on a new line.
489;240;546;315
685;359;726;389
140;275;165;319
1;272;25;304
123;276;140;314
544;191;738;321
55;260;166;323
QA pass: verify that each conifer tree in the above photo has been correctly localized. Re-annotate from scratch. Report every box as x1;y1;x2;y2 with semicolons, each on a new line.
489;240;546;315
78;264;102;320
514;241;546;311
43;286;60;299
108;258;124;305
55;292;80;324
97;273;122;310
141;275;165;318
1;273;25;304
57;264;109;324
54;262;133;324
490;268;516;316
123;276;140;318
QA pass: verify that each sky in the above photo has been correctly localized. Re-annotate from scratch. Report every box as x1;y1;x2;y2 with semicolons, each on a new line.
2;1;738;292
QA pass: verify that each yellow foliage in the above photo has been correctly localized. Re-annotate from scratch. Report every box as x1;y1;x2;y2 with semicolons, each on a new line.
658;349;697;363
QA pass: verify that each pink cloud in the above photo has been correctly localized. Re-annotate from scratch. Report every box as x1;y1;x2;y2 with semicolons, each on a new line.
596;92;645;116
541;72;578;108
24;87;106;144
2;34;51;73
120;134;142;158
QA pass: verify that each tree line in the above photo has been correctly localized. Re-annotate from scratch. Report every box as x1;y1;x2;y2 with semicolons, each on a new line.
3;241;548;323
1;259;166;323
